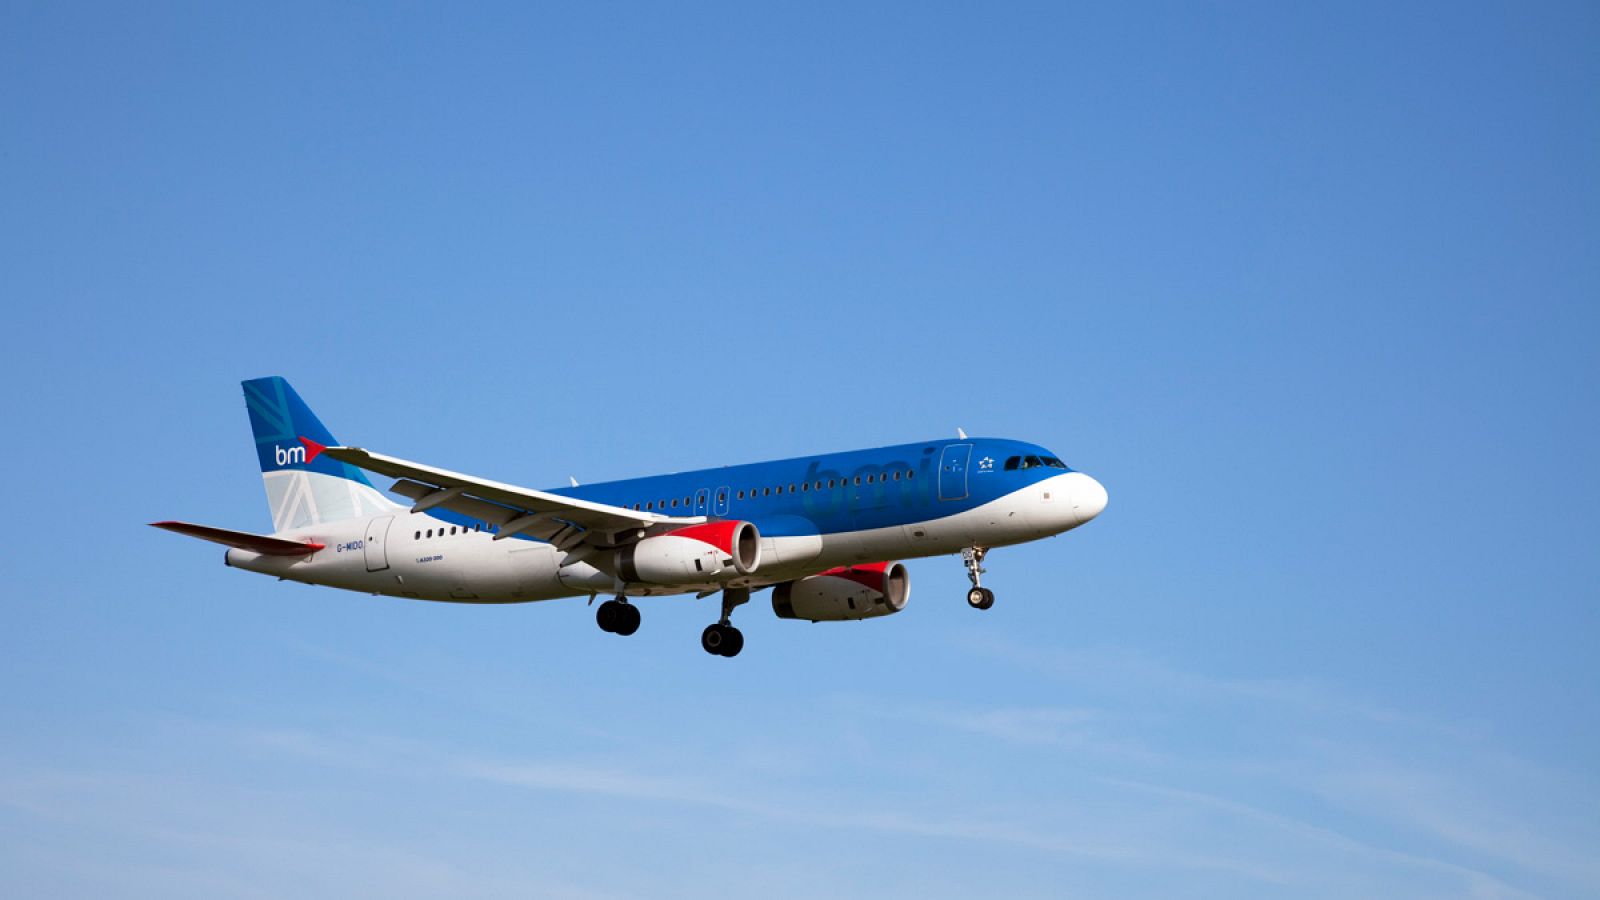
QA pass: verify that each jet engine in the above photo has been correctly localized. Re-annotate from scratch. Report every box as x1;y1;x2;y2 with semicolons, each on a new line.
615;520;762;585
771;561;910;622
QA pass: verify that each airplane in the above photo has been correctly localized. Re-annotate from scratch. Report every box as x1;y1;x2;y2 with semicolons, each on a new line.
153;377;1107;657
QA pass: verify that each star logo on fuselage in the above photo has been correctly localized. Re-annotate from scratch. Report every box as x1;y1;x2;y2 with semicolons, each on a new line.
978;456;994;471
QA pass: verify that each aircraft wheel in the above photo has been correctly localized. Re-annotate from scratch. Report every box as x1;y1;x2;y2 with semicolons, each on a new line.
596;600;623;633
702;623;741;657
967;587;995;610
614;602;641;636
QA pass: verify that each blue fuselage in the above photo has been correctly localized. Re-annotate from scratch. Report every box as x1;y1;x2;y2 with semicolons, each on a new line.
542;437;1072;537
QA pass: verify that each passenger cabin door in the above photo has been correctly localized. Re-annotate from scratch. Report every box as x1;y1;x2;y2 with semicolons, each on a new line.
938;444;972;501
713;486;731;517
363;515;394;572
694;488;710;517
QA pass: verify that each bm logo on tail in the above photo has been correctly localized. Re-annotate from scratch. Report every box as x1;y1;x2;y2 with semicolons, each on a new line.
273;436;326;467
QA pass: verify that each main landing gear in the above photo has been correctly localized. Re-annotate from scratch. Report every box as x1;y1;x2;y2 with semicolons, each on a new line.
702;587;749;658
596;597;641;636
963;547;995;610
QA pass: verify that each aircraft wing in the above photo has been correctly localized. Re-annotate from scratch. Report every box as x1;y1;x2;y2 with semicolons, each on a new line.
322;446;701;549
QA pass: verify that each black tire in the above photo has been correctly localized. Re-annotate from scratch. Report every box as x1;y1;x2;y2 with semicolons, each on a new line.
976;588;995;610
596;600;620;633
720;627;744;657
614;603;641;636
701;624;726;655
967;587;987;609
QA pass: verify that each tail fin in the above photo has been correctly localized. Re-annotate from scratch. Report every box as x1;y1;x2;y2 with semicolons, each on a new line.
242;376;399;532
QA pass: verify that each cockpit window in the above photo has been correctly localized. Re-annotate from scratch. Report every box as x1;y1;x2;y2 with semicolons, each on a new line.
1007;453;1068;471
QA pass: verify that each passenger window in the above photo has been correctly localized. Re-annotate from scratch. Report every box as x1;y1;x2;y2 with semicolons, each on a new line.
776;485;784;494
801;482;809;492
907;470;914;479
414;531;421;540
828;479;836;488
671;499;679;508
426;529;433;538
789;484;796;492
893;471;900;480
854;476;861;486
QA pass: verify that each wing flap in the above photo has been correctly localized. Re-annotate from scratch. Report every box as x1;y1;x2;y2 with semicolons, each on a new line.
151;521;324;556
390;479;571;543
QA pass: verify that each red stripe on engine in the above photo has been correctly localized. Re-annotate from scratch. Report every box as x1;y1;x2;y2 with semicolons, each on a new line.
815;561;893;593
665;521;744;553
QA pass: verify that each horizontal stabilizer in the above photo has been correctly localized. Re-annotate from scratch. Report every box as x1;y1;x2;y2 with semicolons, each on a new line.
150;520;324;556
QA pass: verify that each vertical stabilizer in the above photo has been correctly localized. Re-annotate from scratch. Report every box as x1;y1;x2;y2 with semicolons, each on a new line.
242;376;399;532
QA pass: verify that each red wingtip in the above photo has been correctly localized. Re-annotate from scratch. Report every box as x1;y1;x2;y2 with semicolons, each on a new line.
298;436;326;462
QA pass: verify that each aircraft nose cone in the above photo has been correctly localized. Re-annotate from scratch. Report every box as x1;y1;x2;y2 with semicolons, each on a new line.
1071;473;1108;525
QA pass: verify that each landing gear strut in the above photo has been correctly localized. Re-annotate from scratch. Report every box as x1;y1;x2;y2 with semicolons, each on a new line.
702;587;748;657
597;597;641;636
962;547;995;610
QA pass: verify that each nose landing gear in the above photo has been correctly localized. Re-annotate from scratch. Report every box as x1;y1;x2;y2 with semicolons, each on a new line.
702;587;749;657
962;547;995;610
596;597;641;636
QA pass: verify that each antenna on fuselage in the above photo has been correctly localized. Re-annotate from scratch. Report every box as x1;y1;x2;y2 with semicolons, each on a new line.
956;427;968;440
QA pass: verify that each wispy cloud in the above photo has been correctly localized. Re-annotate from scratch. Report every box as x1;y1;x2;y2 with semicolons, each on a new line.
837;696;1168;762
0;763;614;900
1307;760;1600;890
6;632;1594;900
951;632;1451;731
936;633;1600;898
235;725;1298;884
1100;776;1544;900
444;747;1308;886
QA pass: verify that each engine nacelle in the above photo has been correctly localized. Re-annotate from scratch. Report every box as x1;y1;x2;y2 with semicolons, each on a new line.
615;521;762;585
771;561;910;622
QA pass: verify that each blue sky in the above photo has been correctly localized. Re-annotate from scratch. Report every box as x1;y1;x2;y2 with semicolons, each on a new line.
2;2;1596;896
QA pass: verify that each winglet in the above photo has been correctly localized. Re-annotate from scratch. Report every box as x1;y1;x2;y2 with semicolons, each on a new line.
957;427;968;440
